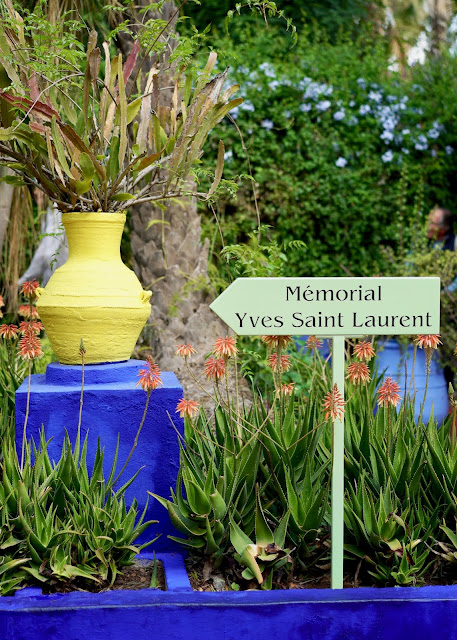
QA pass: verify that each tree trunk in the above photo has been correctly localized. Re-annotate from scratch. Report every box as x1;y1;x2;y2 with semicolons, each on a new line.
118;1;250;405
429;0;452;56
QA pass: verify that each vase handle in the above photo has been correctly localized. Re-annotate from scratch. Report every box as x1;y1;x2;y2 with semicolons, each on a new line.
35;287;45;299
140;289;152;304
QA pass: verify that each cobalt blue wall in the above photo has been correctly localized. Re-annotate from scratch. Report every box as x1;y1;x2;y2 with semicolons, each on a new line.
3;553;457;640
15;361;185;549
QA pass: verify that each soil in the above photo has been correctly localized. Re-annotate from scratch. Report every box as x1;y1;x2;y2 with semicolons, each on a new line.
185;555;457;592
39;559;165;594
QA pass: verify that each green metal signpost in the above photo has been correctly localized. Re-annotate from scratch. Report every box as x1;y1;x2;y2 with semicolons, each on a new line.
210;277;440;589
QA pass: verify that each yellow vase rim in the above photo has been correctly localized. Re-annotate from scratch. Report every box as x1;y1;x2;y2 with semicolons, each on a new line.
62;212;126;223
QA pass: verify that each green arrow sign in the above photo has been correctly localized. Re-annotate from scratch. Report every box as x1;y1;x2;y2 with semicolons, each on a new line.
210;277;440;335
210;276;441;590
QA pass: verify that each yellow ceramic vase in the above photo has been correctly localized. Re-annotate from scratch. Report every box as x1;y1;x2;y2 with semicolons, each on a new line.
36;212;151;364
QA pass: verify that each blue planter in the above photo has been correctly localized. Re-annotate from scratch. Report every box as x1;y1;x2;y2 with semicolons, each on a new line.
295;336;331;361
376;340;449;424
3;552;457;640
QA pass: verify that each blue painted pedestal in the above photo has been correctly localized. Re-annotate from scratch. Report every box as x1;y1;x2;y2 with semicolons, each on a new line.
15;361;184;550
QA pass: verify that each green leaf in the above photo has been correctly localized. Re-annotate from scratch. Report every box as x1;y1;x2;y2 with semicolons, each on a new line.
208;140;225;196
51;115;72;179
111;193;135;202
107;137;120;182
209;489;227;521
255;487;274;547
78;152;95;180
186;481;211;516
114;96;142;127
118;54;128;170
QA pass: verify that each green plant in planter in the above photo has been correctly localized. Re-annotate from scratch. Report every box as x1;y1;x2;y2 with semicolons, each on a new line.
152;336;330;587
0;3;241;212
0;427;156;595
344;474;437;586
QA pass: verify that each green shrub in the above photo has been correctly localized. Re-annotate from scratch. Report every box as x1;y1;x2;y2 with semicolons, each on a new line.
198;24;457;280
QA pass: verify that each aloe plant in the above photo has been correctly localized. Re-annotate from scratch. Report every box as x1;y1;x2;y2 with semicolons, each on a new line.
152;391;329;586
0;426;157;595
344;474;437;585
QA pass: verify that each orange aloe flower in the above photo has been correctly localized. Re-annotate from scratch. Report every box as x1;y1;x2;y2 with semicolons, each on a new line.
20;280;40;299
415;335;442;350
18;305;40;320
18;332;43;360
377;377;401;408
176;344;196;358
353;340;375;362
261;335;292;349
204;357;226;381
346;362;371;385
213;336;238;359
268;353;291;373
276;383;295;397
137;356;162;391
175;398;200;418
19;321;44;335
0;295;4;307
306;336;323;350
322;384;346;421
0;324;18;340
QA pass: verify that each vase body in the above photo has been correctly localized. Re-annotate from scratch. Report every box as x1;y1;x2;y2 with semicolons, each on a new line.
376;339;448;424
36;213;151;364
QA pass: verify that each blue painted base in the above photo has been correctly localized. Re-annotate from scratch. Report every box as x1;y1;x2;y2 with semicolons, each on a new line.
15;361;184;550
3;553;457;640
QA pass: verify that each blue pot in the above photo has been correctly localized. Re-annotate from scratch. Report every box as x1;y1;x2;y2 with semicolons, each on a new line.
376;340;449;424
295;336;331;361
3;552;457;640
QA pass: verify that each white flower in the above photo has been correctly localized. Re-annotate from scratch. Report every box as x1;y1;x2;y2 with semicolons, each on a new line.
334;109;345;121
224;150;233;162
368;90;382;103
348;116;359;125
445;146;454;155
382;150;394;163
427;128;440;140
261;119;274;130
300;103;312;112
356;78;366;88
268;80;280;91
303;81;328;100
335;157;347;168
414;134;428;151
298;77;312;90
316;100;331;112
402;129;410;135
241;101;255;112
359;104;371;115
381;130;394;142
259;62;276;78
349;100;355;107
401;148;410;154
431;149;437;157
284;109;291;118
